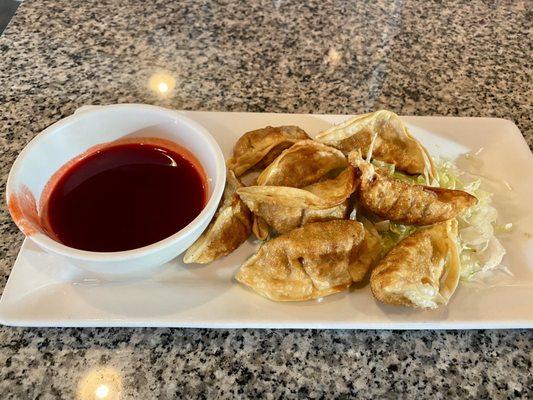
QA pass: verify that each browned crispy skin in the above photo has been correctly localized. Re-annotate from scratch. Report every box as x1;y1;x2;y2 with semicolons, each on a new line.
235;220;372;301
370;221;460;308
183;171;252;264
349;151;477;226
257;140;348;187
247;200;348;236
351;225;382;282
252;216;270;241
315;110;435;177
247;140;348;239
227;126;309;177
237;167;355;235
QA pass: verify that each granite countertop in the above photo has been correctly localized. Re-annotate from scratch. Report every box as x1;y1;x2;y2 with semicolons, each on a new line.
0;0;531;398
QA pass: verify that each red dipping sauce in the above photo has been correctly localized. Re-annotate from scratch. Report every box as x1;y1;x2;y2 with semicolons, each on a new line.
43;140;207;252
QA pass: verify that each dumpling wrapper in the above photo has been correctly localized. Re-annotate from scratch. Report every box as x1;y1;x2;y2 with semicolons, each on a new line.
349;151;477;226
251;140;348;239
257;140;348;187
227;126;309;177
315;110;435;178
252;215;270;242
352;218;383;281
235;220;370;301
237;167;355;235
183;171;252;264
370;220;460;309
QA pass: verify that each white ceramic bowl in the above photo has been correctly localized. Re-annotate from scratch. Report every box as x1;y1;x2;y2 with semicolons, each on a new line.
6;104;226;275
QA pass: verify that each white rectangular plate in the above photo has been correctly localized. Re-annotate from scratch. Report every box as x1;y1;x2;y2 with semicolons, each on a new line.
1;111;532;329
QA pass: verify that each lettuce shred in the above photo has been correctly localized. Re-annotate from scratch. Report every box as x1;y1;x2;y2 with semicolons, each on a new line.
369;157;507;281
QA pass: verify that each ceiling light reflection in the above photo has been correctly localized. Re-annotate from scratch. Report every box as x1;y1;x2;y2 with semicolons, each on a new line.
158;82;169;93
95;384;110;399
78;367;122;400
148;72;176;96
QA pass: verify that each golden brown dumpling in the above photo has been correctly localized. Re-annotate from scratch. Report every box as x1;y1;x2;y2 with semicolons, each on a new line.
349;151;477;226
237;167;355;235
251;215;270;242
235;220;369;301
370;220;460;309
227;126;309;177
351;218;383;281
183;171;252;264
250;140;348;239
257;140;348;187
315;110;435;178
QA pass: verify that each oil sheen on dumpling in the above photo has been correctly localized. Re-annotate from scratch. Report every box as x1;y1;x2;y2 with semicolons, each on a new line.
235;220;369;301
349;151;477;226
183;171;252;264
370;220;460;309
250;140;348;239
315;110;435;178
237;167;355;235
256;140;348;187
351;218;383;281
227;126;309;177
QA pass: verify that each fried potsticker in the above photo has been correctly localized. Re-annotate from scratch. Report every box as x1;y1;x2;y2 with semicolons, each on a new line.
227;126;309;177
235;220;371;301
370;220;460;309
237;167;356;235
349;151;477;226
316;110;435;178
183;171;252;264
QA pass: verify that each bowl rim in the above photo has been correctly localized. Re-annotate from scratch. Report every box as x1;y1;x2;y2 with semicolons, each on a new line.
6;103;226;261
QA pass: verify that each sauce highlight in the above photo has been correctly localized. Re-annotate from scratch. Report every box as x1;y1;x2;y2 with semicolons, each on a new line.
44;142;207;252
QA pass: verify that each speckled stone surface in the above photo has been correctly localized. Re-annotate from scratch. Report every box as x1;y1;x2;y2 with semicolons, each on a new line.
0;0;531;398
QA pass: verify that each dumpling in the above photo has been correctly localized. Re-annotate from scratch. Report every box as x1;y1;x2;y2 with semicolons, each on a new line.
349;151;477;226
351;218;383;281
227;126;309;177
250;140;348;239
370;220;460;309
252;216;271;242
237;167;355;235
183;170;252;264
235;220;369;301
315;110;435;178
257;140;348;187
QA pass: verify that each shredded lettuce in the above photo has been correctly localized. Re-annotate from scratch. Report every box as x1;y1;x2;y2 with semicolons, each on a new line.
369;156;508;281
433;159;507;280
379;222;417;254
